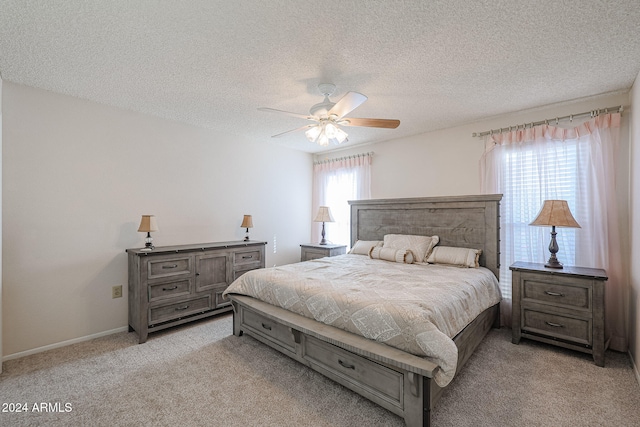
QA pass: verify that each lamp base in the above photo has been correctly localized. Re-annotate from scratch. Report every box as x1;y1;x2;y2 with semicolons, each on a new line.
544;259;563;269
319;221;328;245
545;226;563;268
142;233;155;251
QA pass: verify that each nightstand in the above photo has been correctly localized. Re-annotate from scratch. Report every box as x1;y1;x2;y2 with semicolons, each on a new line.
300;243;347;262
510;261;608;366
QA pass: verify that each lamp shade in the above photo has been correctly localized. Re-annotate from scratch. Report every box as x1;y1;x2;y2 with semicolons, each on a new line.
530;200;581;228
241;215;253;228
138;215;159;232
314;206;335;222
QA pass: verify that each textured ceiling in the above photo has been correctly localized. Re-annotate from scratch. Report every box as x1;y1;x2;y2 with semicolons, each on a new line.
1;0;639;153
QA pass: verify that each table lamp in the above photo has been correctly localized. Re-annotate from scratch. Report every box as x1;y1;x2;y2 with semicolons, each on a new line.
530;200;580;269
241;215;253;241
138;215;159;251
314;206;335;245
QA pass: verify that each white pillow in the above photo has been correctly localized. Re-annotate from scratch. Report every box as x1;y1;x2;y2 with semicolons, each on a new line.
383;234;439;263
369;246;414;264
426;246;482;268
349;240;383;255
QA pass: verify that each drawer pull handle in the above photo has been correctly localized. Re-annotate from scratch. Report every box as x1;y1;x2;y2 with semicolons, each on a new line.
338;359;355;370
175;305;189;311
545;291;564;297
545;321;564;328
261;323;272;331
162;286;178;291
242;255;253;259
162;264;178;269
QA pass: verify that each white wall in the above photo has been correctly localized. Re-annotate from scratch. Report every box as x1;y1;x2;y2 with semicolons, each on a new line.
2;82;313;358
629;70;640;382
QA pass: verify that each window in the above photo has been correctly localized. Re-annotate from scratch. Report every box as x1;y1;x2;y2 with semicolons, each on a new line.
312;153;372;247
499;140;581;298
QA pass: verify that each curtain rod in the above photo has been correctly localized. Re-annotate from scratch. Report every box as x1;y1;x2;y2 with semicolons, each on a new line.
471;105;623;138
314;151;374;165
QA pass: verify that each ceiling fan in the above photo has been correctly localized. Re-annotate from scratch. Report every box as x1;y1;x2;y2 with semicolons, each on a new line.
258;83;400;147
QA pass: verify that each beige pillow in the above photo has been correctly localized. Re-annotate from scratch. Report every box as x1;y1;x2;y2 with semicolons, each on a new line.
426;246;482;268
383;234;439;262
369;246;414;264
349;240;383;255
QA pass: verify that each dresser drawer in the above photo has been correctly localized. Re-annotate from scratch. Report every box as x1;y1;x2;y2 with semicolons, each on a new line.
214;287;231;308
149;296;211;325
303;335;403;408
147;255;193;281
522;277;590;310
241;307;296;352
522;309;591;346
234;249;262;267
148;279;192;302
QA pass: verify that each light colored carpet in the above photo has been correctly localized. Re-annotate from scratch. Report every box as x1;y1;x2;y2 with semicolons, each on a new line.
1;313;639;426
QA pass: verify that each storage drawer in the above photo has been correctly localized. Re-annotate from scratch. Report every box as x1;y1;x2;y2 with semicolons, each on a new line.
241;307;296;352
302;249;328;261
523;278;590;310
148;279;192;302
234;250;262;267
303;335;403;408
214;287;231;308
147;255;193;281
149;296;211;324
522;309;591;345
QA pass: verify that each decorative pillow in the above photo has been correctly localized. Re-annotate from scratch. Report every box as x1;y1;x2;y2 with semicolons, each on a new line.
426;246;482;268
383;234;439;263
369;246;414;264
349;240;383;255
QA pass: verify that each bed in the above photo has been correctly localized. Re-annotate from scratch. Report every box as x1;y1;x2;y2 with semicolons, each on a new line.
225;194;502;427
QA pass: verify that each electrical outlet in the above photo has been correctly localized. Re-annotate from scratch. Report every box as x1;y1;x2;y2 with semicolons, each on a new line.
112;285;123;299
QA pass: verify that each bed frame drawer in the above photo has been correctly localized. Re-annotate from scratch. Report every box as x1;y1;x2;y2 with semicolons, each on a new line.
302;335;404;409
240;306;297;353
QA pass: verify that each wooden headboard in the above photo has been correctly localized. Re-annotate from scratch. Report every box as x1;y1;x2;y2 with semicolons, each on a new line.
349;194;502;278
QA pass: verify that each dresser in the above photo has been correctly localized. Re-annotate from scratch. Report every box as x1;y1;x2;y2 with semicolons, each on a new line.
127;241;266;343
510;261;607;366
300;243;347;262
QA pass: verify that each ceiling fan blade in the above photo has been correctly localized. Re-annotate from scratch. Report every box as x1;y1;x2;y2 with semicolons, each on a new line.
271;124;316;138
341;118;400;129
327;92;368;119
258;107;315;120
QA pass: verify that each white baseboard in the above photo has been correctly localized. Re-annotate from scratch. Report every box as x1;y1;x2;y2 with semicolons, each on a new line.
2;326;129;362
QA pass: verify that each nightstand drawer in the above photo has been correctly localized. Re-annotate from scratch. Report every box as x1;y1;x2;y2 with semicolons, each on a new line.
523;309;591;346
523;278;590;310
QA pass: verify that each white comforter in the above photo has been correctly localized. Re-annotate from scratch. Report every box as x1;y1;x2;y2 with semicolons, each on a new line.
224;253;501;386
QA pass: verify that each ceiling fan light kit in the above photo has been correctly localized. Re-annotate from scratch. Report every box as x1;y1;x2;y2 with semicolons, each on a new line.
259;83;400;147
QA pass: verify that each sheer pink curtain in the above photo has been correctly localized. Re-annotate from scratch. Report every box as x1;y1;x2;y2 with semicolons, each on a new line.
312;154;372;246
481;113;628;351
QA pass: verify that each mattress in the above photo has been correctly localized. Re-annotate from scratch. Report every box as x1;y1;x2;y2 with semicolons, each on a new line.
224;253;501;386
